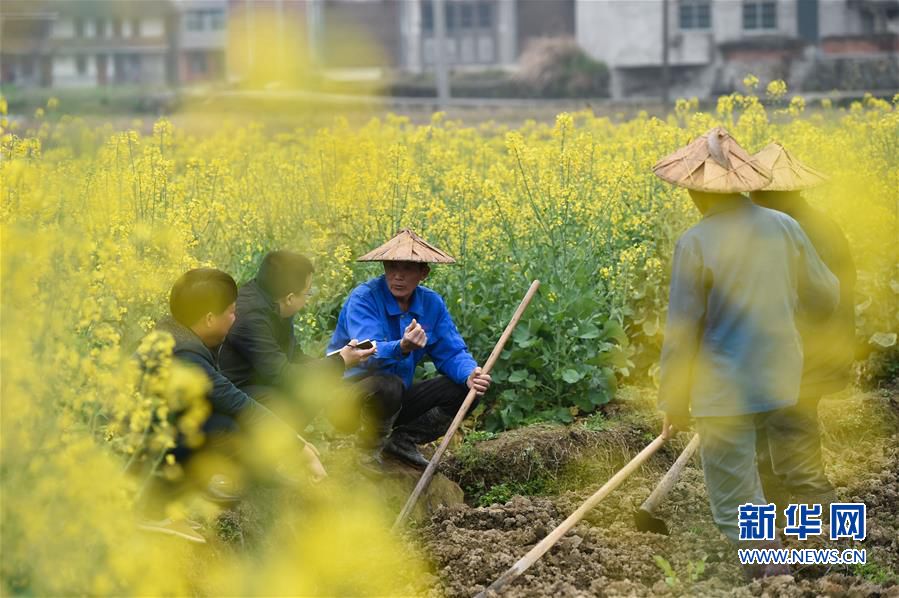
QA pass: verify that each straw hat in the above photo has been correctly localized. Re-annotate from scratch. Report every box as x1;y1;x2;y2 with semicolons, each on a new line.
356;229;456;264
752;142;829;191
653;127;772;193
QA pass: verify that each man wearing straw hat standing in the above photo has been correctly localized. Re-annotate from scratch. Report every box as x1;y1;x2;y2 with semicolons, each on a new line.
653;128;839;576
750;143;856;516
327;229;491;469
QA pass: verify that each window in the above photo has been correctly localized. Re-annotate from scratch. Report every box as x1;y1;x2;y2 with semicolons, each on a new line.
74;17;84;38
422;1;493;33
477;1;492;28
112;18;122;37
679;0;711;30
743;0;777;30
186;9;227;31
95;18;106;37
422;1;433;32
185;11;204;31
460;3;473;28
132;18;141;37
209;9;225;30
445;2;456;31
76;55;87;75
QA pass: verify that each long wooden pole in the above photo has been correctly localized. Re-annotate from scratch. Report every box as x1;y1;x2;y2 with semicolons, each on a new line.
475;433;668;597
392;280;541;530
639;433;699;515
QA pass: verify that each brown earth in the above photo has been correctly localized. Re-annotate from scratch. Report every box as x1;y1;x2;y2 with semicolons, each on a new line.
411;387;899;597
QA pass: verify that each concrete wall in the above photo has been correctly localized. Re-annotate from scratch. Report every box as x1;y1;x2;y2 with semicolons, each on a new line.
52;54;96;88
142;17;165;38
517;0;575;55
819;0;866;37
575;0;825;98
320;0;403;67
576;0;662;67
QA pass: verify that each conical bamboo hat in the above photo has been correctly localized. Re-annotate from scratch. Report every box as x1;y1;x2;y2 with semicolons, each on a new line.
753;142;829;191
653;127;772;193
356;229;456;264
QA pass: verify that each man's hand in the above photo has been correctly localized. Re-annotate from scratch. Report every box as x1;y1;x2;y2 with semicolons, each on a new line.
662;411;691;439
339;339;377;368
400;318;427;354
301;441;327;483
276;438;328;487
466;367;492;396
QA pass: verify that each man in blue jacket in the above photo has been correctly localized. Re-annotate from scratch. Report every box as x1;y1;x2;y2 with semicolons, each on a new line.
654;129;839;578
327;230;491;469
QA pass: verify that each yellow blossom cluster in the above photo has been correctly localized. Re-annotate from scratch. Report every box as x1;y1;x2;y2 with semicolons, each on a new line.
1;89;896;592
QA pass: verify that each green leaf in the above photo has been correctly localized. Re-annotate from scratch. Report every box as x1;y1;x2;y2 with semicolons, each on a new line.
577;323;602;339
512;327;531;343
602;320;629;344
517;393;536;411
553;407;574;423
507;369;529;383
561;368;583;384
574;395;595;412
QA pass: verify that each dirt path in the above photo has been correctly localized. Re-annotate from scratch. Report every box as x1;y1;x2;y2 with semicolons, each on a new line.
416;387;899;597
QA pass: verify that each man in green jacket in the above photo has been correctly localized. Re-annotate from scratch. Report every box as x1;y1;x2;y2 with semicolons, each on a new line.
751;142;857;514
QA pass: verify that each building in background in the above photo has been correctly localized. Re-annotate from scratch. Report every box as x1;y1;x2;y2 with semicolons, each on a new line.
48;0;175;87
0;2;57;87
1;0;226;88
3;0;896;97
576;0;899;99
395;0;574;73
175;0;228;84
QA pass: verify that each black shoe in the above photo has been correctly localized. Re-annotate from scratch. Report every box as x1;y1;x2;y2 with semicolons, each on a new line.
383;434;430;469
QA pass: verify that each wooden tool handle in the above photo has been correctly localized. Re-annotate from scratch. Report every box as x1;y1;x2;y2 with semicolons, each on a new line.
476;433;668;597
392;280;541;531
640;433;700;514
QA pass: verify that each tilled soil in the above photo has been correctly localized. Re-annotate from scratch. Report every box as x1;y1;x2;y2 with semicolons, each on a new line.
416;389;899;597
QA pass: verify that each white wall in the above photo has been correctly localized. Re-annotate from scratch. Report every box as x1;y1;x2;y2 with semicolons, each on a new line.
52;18;74;39
819;0;864;37
576;0;808;70
576;0;663;68
52;55;96;88
142;17;165;38
141;54;166;81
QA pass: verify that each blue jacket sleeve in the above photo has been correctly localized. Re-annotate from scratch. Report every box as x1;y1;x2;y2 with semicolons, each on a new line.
342;289;409;369
658;236;706;417
427;297;478;386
